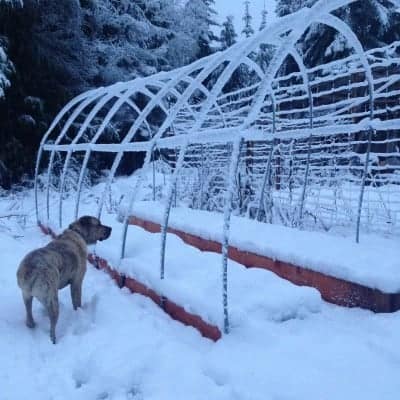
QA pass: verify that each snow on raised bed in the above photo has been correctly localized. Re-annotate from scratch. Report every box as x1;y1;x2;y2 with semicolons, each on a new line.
120;201;400;293
95;219;322;328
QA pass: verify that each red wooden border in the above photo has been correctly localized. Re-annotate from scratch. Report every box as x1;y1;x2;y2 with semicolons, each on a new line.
128;216;400;313
38;223;222;341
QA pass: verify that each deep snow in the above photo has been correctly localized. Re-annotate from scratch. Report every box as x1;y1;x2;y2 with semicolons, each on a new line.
1;189;400;399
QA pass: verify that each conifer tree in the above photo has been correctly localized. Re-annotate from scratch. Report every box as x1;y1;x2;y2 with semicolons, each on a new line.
184;0;219;58
275;0;308;18
275;0;400;65
0;0;19;99
220;15;237;50
259;1;268;31
0;0;221;186
242;0;254;38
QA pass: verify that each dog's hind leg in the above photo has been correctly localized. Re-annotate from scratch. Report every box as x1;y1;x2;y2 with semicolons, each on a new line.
22;292;35;329
47;295;59;344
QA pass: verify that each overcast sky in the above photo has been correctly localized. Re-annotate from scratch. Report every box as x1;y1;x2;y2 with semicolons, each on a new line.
214;0;277;38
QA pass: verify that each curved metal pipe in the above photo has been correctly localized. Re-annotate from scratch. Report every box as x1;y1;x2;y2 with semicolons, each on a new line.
159;142;190;279
44;90;106;222
94;41;253;220
73;84;156;219
34;88;103;223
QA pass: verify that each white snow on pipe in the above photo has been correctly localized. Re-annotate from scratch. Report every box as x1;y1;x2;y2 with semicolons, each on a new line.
45;90;107;222
41;117;400;153
221;137;243;334
35;87;105;223
96;28;259;221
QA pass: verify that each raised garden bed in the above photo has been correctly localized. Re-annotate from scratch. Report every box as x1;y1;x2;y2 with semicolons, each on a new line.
125;203;400;313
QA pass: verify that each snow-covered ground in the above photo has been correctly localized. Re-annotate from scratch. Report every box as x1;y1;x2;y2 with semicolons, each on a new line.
1;187;400;399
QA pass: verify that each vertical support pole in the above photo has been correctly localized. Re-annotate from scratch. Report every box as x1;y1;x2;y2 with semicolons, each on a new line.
34;146;45;224
46;153;56;223
74;150;91;219
160;142;189;280
120;143;156;260
152;152;156;202
173;182;177;208
256;142;274;222
298;135;312;227
255;93;276;222
355;43;375;243
173;148;178;209
221;138;243;335
298;71;314;228
58;149;74;228
199;144;205;209
356;128;373;244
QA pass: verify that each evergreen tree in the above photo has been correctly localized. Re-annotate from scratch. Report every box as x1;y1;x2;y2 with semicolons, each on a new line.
0;30;12;99
242;0;254;38
0;0;218;187
275;0;400;66
275;0;309;18
184;0;219;59
0;0;19;99
256;1;273;74
220;15;237;50
259;1;268;31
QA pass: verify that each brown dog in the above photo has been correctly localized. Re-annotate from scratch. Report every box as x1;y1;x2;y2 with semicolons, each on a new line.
17;216;112;344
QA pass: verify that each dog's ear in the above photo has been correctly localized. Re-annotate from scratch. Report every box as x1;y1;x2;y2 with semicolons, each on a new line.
79;216;93;226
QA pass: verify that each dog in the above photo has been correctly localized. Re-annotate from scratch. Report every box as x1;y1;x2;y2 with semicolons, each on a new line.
17;216;112;344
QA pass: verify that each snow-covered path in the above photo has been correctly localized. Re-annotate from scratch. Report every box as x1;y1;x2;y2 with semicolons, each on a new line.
1;222;400;399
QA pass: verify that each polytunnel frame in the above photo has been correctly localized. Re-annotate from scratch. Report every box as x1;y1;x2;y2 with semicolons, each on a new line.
34;0;400;335
123;0;378;334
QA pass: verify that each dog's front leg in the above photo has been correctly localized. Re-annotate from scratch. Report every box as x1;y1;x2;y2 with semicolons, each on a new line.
22;292;35;329
70;278;83;310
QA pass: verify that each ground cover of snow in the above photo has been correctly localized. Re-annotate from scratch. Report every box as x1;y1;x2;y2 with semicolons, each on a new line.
1;192;400;399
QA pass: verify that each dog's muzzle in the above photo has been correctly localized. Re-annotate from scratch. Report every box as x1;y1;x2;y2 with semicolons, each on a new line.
101;226;112;241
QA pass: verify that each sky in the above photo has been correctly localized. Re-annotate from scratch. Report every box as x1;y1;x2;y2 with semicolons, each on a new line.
214;0;277;37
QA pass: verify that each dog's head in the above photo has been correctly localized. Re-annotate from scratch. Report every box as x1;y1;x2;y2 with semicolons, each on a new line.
69;216;112;245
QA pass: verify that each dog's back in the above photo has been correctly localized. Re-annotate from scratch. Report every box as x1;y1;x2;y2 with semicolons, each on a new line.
17;247;63;305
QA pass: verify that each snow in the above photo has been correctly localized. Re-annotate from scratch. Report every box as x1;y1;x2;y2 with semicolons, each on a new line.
95;214;321;328
120;201;400;293
5;0;400;395
0;45;11;98
1;191;400;399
